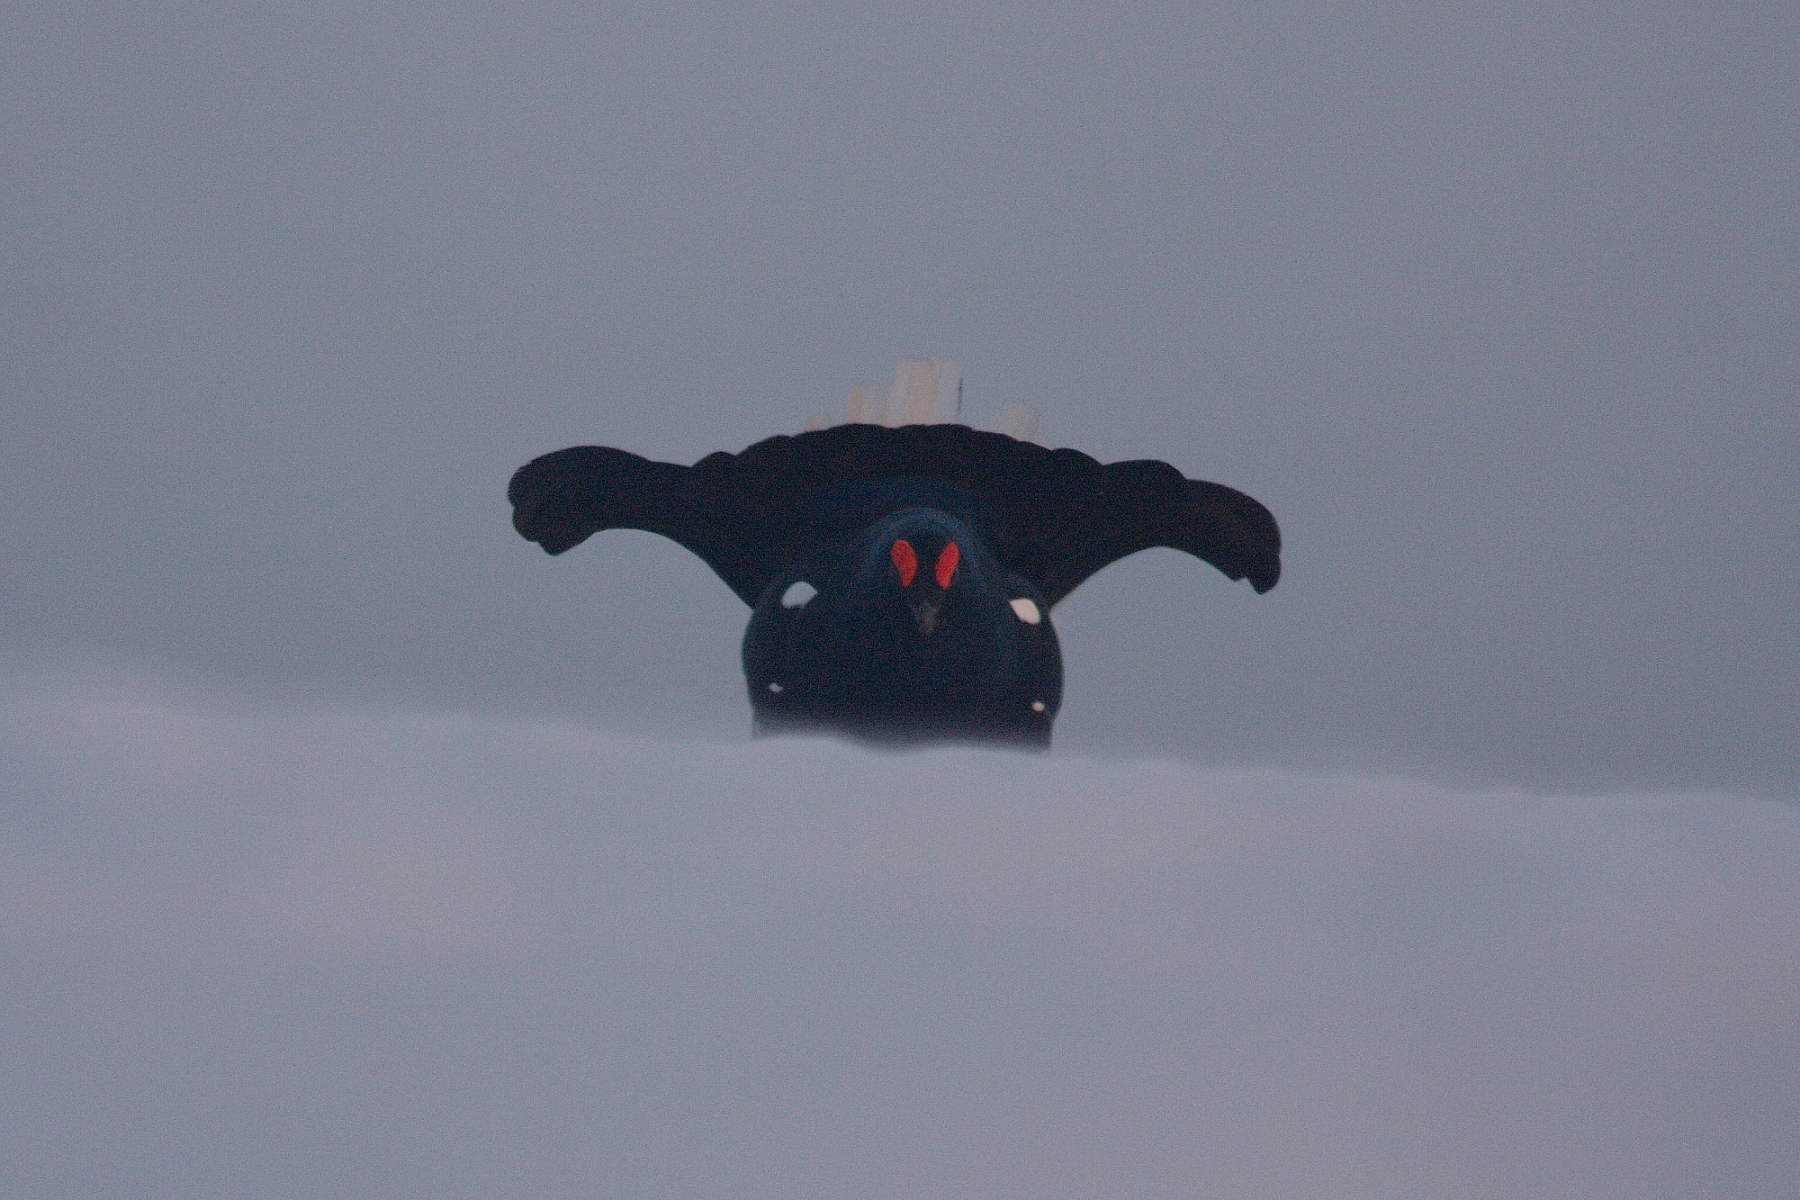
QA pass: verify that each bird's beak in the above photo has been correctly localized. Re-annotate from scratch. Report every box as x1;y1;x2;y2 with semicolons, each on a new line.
909;598;941;635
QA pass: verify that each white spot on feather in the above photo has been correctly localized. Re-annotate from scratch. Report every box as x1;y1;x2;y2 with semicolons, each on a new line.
781;581;817;609
768;682;783;694
1009;597;1041;625
1031;700;1046;712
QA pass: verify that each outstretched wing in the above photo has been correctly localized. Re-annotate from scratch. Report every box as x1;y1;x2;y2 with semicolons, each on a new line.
1005;456;1280;605
508;424;1280;607
508;445;765;603
716;424;1281;606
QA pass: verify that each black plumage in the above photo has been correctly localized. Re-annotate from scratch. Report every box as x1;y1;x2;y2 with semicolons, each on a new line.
508;423;1280;748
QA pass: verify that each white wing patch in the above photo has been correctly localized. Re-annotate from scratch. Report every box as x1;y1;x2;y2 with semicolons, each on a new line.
781;581;818;609
1009;597;1041;625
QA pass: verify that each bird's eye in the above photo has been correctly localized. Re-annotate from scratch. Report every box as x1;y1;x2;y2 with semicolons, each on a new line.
935;541;959;588
891;539;917;587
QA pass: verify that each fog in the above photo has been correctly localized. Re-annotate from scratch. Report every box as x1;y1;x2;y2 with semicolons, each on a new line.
4;677;1795;1197
3;7;1795;1193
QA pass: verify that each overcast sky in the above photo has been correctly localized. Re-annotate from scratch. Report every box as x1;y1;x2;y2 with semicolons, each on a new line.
3;2;1794;796
3;4;1798;1195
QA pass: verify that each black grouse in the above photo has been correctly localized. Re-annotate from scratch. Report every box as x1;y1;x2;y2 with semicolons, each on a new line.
508;422;1279;749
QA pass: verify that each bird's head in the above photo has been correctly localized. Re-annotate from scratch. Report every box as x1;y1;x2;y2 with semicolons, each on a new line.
883;522;963;636
743;500;1061;748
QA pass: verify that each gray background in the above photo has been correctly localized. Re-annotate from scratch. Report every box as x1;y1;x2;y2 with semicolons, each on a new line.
5;688;1796;1199
5;3;1796;796
5;8;1799;1196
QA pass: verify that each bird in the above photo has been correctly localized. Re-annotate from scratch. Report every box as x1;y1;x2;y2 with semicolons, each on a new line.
507;421;1280;749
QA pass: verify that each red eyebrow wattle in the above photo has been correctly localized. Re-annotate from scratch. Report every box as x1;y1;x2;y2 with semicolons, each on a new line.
935;541;959;589
891;539;918;587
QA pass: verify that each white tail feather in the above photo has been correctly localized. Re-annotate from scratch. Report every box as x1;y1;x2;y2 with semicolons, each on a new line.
990;401;1040;443
814;359;1050;436
884;359;961;426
